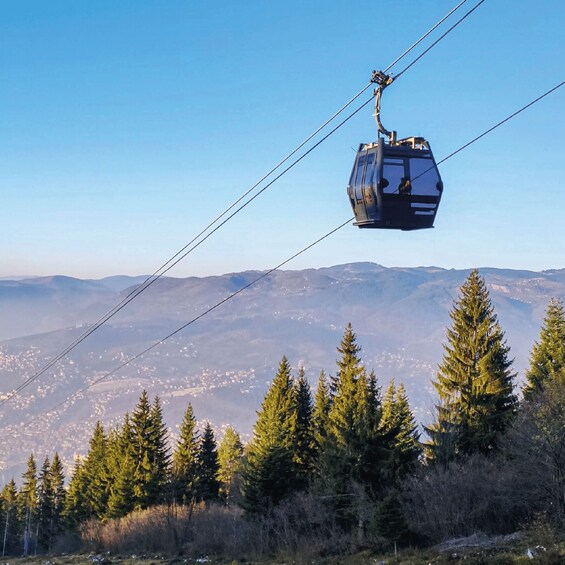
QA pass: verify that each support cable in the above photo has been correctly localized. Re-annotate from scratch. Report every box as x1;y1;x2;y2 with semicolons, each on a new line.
0;0;483;411
24;219;353;426
22;78;565;428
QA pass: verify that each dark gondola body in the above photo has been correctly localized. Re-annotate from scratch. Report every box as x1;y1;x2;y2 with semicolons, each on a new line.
347;136;443;230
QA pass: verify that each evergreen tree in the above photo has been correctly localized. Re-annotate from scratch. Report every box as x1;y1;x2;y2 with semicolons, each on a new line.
83;421;110;519
1;479;19;556
131;390;154;509
379;381;421;483
242;356;298;514
195;423;220;503
48;453;66;549
106;414;136;518
106;453;136;519
293;367;315;482
18;454;37;556
312;370;330;452
128;391;170;509
317;326;385;528
425;269;517;462
36;456;54;553
172;403;199;505
217;427;243;504
62;458;89;528
373;490;408;553
148;396;171;503
326;324;368;448
524;298;565;398
331;322;365;394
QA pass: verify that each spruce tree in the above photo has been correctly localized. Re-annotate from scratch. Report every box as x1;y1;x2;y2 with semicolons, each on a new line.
106;453;136;519
18;454;37;556
323;326;383;485
293;367;315;482
524;298;565;398
148;396;171;503
172;403;200;505
131;390;154;509
48;453;66;549
242;356;298;514
326;324;366;451
83;421;110;519
106;414;136;518
129;391;170;509
1;479;19;556
36;456;54;553
373;490;408;553
312;370;331;452
217;427;243;504
426;269;516;462
195;423;220;504
62;459;89;528
379;381;421;483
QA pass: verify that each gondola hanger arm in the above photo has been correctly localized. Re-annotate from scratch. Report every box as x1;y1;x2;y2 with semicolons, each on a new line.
371;70;396;144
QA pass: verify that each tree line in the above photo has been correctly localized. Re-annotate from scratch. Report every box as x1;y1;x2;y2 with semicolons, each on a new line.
2;269;565;557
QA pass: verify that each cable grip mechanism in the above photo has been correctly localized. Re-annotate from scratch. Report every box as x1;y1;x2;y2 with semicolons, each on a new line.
371;70;396;144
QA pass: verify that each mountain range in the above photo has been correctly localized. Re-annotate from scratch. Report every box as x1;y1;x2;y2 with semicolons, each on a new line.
1;263;564;482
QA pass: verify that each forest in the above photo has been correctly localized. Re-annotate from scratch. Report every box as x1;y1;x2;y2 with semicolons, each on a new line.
2;268;565;560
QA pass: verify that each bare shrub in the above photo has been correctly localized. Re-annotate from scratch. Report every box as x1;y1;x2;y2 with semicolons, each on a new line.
77;493;365;560
189;503;255;557
502;378;565;528
401;455;525;543
80;504;191;554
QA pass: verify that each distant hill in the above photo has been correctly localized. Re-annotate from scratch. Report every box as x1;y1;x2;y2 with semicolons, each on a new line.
1;263;564;482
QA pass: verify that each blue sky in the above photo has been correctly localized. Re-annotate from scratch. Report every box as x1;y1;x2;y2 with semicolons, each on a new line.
2;0;564;278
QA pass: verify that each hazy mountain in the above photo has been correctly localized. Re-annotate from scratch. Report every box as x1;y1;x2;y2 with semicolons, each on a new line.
1;263;564;482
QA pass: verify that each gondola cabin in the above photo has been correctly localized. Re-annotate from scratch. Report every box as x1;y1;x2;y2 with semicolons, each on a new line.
347;135;443;230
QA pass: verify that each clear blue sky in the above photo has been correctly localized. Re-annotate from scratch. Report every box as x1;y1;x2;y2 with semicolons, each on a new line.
2;0;564;279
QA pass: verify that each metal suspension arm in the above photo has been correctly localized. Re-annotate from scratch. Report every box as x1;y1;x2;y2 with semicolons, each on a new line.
371;70;396;144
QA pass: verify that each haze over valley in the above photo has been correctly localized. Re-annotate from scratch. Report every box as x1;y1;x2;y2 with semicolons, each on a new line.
1;262;564;481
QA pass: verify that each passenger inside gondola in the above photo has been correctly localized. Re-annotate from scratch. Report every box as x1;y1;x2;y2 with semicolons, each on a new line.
398;177;412;195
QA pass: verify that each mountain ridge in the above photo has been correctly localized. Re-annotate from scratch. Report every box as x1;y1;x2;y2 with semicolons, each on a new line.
1;263;564;481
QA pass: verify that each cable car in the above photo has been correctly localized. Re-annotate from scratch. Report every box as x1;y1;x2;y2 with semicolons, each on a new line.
348;71;443;230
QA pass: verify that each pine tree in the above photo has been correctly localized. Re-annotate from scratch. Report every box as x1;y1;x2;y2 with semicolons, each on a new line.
425;269;517;462
172;403;200;505
195;423;220;504
18;454;37;556
1;479;19;557
242;356;298;514
379;381;421;483
524;298;565;398
217;427;243;504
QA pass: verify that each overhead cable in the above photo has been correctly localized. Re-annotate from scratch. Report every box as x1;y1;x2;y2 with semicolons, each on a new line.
24;219;353;426
25;78;565;427
0;0;478;410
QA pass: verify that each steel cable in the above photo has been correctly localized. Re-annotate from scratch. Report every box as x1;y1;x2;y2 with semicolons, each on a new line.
0;0;478;411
